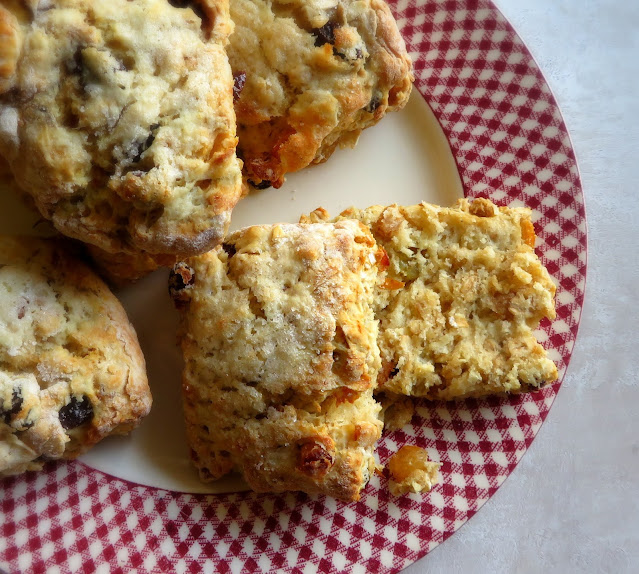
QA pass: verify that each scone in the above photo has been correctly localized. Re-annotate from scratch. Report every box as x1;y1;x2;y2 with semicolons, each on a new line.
303;198;558;400
171;221;384;501
229;0;413;188
0;0;242;260
0;236;151;476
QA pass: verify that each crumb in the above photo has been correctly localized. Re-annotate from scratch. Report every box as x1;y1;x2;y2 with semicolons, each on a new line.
387;445;440;496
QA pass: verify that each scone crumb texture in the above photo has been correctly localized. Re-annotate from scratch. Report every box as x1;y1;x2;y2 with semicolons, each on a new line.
387;445;440;496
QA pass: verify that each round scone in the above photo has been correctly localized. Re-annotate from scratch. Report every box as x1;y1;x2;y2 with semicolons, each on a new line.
0;0;242;259
229;0;413;188
0;236;151;477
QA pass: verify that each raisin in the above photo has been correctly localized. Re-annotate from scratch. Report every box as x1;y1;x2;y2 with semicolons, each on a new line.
297;437;335;477
389;367;400;379
233;72;246;102
333;47;364;62
132;123;160;163
365;94;382;113
1;389;22;424
169;262;196;303
247;179;272;190
312;22;338;47
59;396;93;430
222;243;236;258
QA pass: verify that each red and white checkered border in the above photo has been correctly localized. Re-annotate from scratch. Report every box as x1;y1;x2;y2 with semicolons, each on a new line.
1;1;586;572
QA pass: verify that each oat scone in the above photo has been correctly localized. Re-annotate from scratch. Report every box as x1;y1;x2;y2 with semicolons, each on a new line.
303;198;558;400
0;236;151;476
229;0;413;188
172;221;384;501
0;0;242;259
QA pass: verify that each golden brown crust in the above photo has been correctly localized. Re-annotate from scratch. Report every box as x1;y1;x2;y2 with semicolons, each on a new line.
0;0;242;258
229;0;413;188
173;221;384;500
303;198;558;400
84;244;172;287
0;235;151;476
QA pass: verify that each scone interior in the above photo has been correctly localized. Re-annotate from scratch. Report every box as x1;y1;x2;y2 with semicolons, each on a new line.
303;198;558;400
172;221;384;501
0;0;242;258
230;0;413;188
0;236;151;477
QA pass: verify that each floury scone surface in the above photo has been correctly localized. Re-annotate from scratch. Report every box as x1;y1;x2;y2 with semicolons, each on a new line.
0;236;151;477
0;0;242;258
171;221;385;501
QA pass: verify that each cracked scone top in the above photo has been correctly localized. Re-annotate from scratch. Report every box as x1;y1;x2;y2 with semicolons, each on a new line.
0;0;242;258
303;198;558;400
0;235;151;476
171;221;384;501
229;0;413;188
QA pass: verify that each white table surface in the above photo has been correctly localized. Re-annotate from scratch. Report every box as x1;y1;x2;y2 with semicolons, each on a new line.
406;1;639;572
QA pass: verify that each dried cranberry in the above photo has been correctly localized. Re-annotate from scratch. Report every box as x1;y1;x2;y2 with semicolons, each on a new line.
59;396;93;430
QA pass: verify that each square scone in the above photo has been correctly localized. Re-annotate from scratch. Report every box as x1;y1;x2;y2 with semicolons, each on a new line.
303;198;558;401
0;236;151;476
171;221;384;501
0;0;242;262
229;0;413;188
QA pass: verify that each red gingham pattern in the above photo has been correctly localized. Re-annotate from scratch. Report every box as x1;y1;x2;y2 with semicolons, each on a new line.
1;1;586;572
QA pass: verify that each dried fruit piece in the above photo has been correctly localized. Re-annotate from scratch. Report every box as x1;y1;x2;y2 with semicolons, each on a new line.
233;72;246;102
58;396;94;430
312;22;337;47
221;242;236;258
387;445;440;496
247;179;272;190
169;262;196;302
297;437;335;477
1;388;22;424
131;124;160;164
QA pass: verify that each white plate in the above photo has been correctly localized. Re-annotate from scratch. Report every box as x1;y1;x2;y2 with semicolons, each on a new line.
0;1;586;572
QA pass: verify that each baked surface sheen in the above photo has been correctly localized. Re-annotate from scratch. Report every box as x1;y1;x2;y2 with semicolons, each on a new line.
0;236;151;477
303;198;558;400
173;221;383;501
229;0;413;188
0;0;241;257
